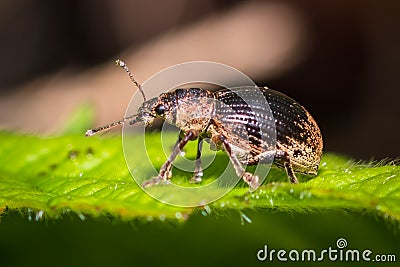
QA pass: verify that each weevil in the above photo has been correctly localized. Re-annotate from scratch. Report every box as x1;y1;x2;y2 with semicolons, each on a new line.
86;60;323;190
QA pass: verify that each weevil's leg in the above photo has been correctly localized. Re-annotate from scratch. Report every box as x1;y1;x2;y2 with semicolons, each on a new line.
190;136;204;183
164;145;176;179
165;132;184;179
215;134;260;190
142;130;198;188
275;150;298;184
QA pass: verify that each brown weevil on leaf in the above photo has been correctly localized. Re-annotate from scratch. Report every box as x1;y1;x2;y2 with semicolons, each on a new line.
86;60;323;190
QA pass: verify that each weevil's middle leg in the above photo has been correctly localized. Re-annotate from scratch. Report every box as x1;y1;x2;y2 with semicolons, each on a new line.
142;130;197;188
190;137;204;183
214;134;260;190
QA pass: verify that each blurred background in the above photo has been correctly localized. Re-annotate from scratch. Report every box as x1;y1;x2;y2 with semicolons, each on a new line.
0;0;399;160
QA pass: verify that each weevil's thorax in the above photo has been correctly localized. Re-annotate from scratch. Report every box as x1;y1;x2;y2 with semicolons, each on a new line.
170;88;215;132
141;88;215;132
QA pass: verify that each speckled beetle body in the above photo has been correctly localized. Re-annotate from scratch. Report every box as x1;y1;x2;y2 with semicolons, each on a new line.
86;60;323;190
213;87;323;178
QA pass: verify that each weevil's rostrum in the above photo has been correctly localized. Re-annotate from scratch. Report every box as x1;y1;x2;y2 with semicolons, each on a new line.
86;61;323;190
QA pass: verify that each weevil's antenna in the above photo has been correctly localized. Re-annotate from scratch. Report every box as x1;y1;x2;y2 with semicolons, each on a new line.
85;114;139;136
115;59;146;101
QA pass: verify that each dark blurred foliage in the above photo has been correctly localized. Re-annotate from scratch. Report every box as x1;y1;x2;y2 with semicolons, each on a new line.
267;0;400;161
0;0;218;89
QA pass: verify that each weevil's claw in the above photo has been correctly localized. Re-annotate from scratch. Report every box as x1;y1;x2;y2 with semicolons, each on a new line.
190;174;203;184
166;169;173;179
249;178;260;192
165;165;173;179
243;172;260;192
142;177;171;188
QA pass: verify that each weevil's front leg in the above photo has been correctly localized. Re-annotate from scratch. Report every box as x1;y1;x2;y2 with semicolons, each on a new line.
275;150;298;184
142;130;198;188
190;137;203;183
165;132;184;179
214;134;260;190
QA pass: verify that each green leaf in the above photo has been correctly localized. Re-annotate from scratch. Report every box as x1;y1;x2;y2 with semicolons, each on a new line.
0;131;399;222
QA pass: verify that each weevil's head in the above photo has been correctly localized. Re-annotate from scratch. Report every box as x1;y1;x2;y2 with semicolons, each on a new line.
135;88;214;129
85;88;214;136
135;91;178;126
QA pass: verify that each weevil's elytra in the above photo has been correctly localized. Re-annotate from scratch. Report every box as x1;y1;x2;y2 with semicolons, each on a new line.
86;60;323;190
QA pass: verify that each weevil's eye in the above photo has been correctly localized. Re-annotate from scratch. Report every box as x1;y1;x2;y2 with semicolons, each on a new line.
154;104;165;116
